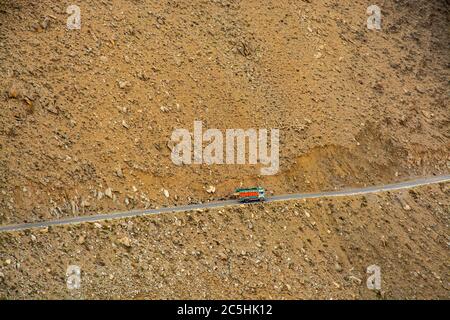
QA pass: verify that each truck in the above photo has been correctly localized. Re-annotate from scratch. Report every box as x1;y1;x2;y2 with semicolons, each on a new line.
235;187;266;203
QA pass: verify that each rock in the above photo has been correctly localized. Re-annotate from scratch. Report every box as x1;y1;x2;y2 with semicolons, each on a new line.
40;17;50;30
70;200;78;214
372;82;384;93
117;236;132;248
421;110;433;119
381;235;387;247
115;167;124;178
8;84;19;99
30;234;37;242
122;120;129;129
30;22;42;32
5;259;11;265
304;210;311;218
77;236;85;245
218;251;228;260
136;70;149;81
162;189;170;198
415;85;425;94
94;222;102;229
118;80;130;89
334;262;343;272
206;185;216;194
397;196;411;211
41;96;59;114
105;188;113;199
80;199;90;207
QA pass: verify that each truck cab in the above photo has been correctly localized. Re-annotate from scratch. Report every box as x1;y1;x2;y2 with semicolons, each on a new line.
235;187;266;203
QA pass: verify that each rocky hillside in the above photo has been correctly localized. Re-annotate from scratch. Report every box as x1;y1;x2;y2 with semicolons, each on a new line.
0;183;448;299
0;0;449;224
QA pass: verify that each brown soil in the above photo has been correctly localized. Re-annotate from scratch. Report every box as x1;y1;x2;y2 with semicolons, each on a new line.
0;0;449;301
0;183;449;299
0;0;449;224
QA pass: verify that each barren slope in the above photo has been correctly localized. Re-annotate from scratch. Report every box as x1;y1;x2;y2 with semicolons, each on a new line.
0;0;449;224
0;183;449;299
